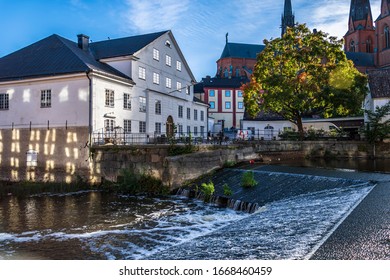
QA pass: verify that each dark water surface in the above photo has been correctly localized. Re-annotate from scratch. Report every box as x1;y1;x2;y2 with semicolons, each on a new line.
0;193;248;259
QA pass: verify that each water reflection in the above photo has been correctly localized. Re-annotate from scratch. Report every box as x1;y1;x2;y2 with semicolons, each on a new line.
0;192;248;260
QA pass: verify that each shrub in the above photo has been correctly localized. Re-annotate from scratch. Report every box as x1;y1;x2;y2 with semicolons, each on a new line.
222;183;233;196
241;171;258;188
201;181;215;202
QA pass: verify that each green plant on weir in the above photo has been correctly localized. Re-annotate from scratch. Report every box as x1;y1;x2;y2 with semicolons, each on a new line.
223;183;233;196
201;181;215;202
241;171;258;188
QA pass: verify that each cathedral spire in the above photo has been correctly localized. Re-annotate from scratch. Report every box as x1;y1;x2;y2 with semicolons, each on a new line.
281;0;295;36
348;0;374;32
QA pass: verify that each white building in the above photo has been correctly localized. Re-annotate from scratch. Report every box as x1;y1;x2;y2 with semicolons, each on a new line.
0;30;208;144
0;30;208;182
365;69;390;124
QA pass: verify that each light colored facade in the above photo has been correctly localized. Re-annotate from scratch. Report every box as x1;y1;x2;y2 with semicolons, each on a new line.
0;30;207;183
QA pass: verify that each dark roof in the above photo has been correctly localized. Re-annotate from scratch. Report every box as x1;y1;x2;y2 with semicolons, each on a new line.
0;34;133;82
345;51;375;67
220;43;265;59
90;31;168;59
368;68;390;98
349;0;372;22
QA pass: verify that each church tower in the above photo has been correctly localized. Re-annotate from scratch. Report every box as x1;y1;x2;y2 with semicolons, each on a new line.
281;0;295;36
344;0;375;53
375;0;390;67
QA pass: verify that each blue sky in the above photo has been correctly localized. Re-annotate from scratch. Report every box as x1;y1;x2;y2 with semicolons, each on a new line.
0;0;381;81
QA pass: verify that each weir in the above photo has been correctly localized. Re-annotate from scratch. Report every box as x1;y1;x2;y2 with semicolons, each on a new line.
175;165;374;214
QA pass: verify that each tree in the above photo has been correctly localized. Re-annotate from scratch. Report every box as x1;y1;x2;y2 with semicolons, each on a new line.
364;102;390;143
243;24;368;139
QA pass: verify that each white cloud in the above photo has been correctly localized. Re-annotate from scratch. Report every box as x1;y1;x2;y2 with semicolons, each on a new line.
123;0;190;32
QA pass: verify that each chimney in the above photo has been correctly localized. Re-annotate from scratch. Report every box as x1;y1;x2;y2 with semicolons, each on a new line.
77;34;90;51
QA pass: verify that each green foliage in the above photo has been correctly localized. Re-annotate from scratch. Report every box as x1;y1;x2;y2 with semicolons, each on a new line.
168;144;197;156
222;183;233;196
243;23;367;139
364;102;390;144
201;181;215;202
241;171;258;188
117;169;167;195
223;160;237;167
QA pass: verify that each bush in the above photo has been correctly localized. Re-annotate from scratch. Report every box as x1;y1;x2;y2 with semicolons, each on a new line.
241;171;258;188
201;181;215;202
223;183;233;196
117;169;167;195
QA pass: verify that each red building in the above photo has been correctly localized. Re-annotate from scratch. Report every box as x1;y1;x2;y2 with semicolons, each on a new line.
195;0;294;130
344;0;390;71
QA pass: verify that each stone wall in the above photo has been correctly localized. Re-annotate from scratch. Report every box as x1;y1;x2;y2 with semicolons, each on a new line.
92;145;258;189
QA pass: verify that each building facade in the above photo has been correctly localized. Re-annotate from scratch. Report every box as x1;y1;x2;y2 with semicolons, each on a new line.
195;0;294;130
0;31;207;183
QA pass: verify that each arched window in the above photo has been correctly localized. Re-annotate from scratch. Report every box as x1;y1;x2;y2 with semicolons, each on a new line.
366;38;372;53
235;67;241;77
350;40;356;52
224;68;229;78
385;26;390;49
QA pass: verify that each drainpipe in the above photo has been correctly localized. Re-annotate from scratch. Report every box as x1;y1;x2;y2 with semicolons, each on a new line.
86;70;93;148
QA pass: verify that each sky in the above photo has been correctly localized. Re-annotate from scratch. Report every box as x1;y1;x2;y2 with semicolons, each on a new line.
0;0;382;81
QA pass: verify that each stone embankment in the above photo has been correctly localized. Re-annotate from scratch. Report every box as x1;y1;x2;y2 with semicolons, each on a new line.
92;141;390;190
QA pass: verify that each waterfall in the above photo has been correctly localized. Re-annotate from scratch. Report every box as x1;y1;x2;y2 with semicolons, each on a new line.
175;188;258;213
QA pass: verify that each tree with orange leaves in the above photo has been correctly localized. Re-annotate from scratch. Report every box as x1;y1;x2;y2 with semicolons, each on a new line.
243;24;367;139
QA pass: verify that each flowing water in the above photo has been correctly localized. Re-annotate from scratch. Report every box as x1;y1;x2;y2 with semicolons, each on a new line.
0;168;376;260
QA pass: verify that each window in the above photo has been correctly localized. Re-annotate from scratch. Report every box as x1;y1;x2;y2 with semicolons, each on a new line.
153;73;160;84
123;93;131;110
238;102;244;109
194;126;198;136
155;100;161;115
225;101;231;109
41;89;52;108
139;121;146;133
178;124;183;135
166;77;172;88
209;101;215;109
176;61;182;71
187;126;191;135
104;119;115;131
235;68;241;77
186;86;190;95
237;90;243;97
124;119;131;133
139;96;147;112
187;107;191;120
366;38;372;53
177;82;182;92
209;90;215;97
200;126;205;136
138;66;146;80
153;48;160;61
105;89;114;107
350;40;355;52
385;26;390;49
0;93;9;110
200;110;204;121
155;122;162;134
194;109;198;121
178;105;183;118
166;55;171;66
225;90;231;97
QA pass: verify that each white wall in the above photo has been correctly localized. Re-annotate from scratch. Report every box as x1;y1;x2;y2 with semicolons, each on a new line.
0;75;89;129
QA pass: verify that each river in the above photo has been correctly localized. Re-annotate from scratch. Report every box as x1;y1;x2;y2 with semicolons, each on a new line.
1;162;378;259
